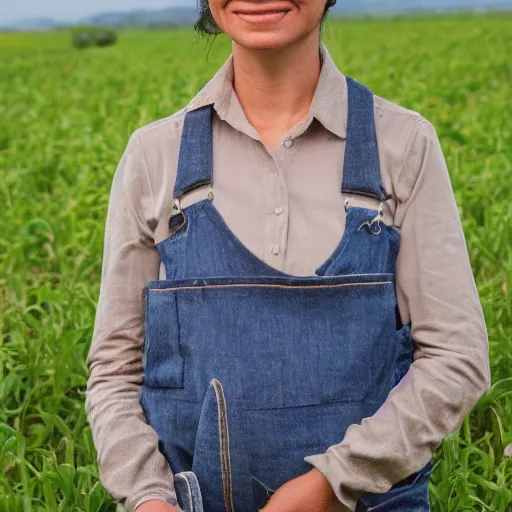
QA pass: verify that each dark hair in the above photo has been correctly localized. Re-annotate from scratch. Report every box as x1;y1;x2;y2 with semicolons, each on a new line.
194;0;336;36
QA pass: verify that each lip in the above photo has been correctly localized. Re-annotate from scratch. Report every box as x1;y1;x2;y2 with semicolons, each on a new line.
231;1;293;20
235;10;289;23
231;1;293;11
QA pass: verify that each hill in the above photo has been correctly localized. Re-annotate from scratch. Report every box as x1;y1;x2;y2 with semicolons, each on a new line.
3;0;512;31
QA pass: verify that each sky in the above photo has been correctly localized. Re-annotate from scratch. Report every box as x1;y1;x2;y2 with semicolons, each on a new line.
0;0;196;24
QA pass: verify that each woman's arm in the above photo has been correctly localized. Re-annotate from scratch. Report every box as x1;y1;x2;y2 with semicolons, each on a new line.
85;131;181;512
304;118;492;510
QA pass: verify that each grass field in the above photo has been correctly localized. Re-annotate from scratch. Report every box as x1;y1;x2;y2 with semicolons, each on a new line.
1;13;512;512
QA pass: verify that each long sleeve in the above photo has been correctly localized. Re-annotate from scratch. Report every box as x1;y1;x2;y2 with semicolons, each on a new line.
85;131;181;512
304;118;492;509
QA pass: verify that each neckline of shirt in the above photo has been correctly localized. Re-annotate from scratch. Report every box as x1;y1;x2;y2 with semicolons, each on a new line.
185;42;348;142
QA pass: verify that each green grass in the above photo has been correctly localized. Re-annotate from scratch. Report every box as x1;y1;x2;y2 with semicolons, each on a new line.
1;13;511;512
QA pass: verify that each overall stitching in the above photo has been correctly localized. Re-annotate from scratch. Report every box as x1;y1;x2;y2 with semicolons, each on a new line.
149;281;393;293
212;379;234;512
174;290;182;380
142;293;149;370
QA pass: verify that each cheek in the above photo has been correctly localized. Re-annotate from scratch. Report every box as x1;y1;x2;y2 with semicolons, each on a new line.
208;0;226;28
286;0;327;36
298;0;327;23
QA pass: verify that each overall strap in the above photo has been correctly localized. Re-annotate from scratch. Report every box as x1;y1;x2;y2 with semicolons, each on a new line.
342;77;387;202
173;105;214;198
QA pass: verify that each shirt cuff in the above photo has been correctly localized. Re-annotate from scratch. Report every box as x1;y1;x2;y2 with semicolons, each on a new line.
304;452;364;512
130;493;182;512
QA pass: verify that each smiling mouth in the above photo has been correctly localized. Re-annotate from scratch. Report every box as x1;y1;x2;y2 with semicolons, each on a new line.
232;3;292;22
234;10;290;22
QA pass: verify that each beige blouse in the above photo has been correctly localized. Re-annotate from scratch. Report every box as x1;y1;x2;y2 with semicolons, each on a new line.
85;43;491;512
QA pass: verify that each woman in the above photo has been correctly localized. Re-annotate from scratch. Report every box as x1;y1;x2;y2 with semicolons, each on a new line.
85;0;491;511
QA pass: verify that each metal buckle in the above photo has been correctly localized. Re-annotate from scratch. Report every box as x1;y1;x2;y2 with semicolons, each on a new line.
168;197;187;235
357;201;384;235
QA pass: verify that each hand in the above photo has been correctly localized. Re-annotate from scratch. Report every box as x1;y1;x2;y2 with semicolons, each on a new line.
135;499;181;512
261;468;341;512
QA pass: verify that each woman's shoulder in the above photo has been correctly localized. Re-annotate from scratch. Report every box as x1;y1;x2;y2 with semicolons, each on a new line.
135;105;189;151
372;93;432;143
372;92;439;169
124;105;192;191
114;105;191;215
370;93;443;225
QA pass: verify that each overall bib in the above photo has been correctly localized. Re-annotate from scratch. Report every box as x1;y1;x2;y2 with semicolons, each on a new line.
140;77;433;512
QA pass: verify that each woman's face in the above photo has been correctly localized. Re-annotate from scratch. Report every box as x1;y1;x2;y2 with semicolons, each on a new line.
209;0;327;51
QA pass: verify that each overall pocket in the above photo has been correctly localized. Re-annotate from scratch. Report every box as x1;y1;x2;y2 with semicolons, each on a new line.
143;287;185;389
146;273;397;406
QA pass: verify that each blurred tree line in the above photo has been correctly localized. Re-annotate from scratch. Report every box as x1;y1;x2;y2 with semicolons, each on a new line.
72;26;118;49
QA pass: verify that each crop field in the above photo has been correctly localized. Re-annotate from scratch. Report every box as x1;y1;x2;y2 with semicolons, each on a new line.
1;12;512;512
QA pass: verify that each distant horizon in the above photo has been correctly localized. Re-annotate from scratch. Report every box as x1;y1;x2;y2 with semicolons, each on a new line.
2;0;512;26
0;1;195;25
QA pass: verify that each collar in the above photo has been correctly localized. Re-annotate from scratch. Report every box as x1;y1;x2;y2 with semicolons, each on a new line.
185;42;347;140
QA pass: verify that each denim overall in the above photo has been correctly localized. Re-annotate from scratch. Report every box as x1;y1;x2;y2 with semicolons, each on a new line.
140;77;433;512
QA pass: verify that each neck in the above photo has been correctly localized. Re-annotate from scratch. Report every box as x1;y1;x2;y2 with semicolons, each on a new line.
231;32;322;146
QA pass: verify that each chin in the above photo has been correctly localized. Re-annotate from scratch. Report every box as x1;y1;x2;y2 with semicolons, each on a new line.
230;30;304;51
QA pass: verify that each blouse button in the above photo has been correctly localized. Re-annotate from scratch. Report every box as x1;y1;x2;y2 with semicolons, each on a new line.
271;244;280;255
283;137;293;148
274;207;284;215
